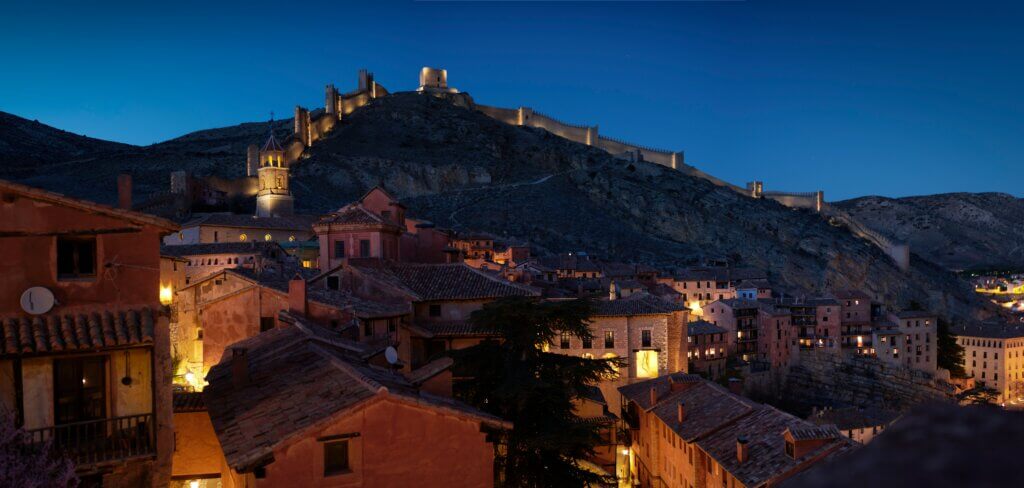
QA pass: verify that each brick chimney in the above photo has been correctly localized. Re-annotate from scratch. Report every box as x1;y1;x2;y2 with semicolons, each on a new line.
231;347;249;388
649;387;658;407
117;174;132;210
737;436;749;463
289;274;307;316
728;377;744;396
677;402;686;423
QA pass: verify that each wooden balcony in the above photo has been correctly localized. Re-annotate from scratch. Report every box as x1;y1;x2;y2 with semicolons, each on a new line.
26;413;155;467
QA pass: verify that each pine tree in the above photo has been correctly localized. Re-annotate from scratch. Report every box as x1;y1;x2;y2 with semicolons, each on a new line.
452;297;622;487
936;317;966;378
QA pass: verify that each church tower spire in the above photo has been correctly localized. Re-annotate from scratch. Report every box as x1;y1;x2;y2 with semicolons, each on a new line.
255;118;294;217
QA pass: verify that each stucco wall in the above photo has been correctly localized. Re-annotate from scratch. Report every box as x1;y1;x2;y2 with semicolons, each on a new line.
172;411;226;478
21;357;54;429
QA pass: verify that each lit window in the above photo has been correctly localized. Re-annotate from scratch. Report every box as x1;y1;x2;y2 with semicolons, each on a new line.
239;233;247;241
289;235;296;242
264;234;272;241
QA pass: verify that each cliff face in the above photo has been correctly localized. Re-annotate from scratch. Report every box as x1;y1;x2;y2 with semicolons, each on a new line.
836;193;1024;271
0;94;993;321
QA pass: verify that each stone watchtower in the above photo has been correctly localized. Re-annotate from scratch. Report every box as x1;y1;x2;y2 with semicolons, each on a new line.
255;128;294;217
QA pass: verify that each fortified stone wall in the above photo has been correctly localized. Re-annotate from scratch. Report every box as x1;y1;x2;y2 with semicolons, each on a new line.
779;349;954;412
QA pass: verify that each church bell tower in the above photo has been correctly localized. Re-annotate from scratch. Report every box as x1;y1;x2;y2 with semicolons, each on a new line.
255;125;294;217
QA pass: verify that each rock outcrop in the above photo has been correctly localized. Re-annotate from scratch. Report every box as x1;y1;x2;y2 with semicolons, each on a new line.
837;193;1024;271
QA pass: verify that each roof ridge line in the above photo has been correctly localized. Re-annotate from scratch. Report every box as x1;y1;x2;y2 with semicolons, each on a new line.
309;342;388;394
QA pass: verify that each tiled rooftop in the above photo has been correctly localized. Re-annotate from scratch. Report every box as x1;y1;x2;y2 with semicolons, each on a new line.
183;213;318;231
204;318;509;471
593;293;686;317
351;261;540;301
688;320;727;336
160;241;285;258
1;307;159;357
950;321;1024;339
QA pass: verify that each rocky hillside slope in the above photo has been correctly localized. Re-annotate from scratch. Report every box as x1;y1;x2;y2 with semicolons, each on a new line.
837;194;1024;271
0;94;993;321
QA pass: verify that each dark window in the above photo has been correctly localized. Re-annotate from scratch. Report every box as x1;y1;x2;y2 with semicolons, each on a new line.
785;441;795;458
260;317;275;332
388;319;397;333
57;236;97;279
327;276;340;290
429;304;442;317
54;357;106;425
642;330;652;348
381;210;391;221
582;335;592;349
605;331;615;348
213;231;219;242
363;320;373;337
324;440;350;476
560;332;570;349
334;241;345;259
254;467;266;479
359;239;371;257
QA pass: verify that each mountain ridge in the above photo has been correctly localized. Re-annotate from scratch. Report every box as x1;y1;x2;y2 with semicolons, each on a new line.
0;95;999;321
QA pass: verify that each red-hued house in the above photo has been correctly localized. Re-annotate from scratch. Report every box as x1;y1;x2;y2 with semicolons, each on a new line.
0;179;178;486
202;314;511;487
315;187;452;268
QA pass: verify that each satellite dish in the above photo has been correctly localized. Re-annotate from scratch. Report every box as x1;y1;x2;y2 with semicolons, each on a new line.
384;346;400;365
20;287;55;315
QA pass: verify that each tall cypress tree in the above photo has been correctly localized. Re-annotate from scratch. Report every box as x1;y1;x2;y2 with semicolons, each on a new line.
453;297;622;487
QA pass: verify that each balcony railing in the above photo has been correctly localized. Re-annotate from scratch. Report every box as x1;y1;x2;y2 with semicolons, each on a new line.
27;413;155;466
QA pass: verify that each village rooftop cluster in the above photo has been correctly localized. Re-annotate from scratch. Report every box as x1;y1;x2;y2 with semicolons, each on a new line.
2;68;1020;488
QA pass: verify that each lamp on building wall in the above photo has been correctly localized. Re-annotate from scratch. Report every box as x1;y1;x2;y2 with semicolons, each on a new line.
160;284;173;305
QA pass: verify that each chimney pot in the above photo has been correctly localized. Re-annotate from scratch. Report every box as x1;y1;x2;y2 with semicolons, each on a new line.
289;274;308;317
231;347;249;388
737;436;749;463
117;174;132;210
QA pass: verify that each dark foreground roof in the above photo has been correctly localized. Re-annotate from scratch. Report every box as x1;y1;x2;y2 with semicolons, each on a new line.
1;307;159;357
204;316;509;471
688;320;727;336
783;404;1024;488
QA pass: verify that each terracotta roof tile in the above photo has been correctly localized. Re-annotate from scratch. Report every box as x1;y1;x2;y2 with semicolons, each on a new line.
351;262;540;301
204;317;509;471
0;307;158;357
593;293;685;316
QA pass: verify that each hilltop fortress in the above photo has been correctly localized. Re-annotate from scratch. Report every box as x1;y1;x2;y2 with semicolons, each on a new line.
169;67;910;271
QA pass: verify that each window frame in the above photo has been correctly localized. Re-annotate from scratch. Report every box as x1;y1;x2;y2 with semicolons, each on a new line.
56;235;98;280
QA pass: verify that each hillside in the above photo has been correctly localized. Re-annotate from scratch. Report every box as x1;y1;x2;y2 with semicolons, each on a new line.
0;111;131;180
836;193;1024;272
0;94;994;321
0;110;292;205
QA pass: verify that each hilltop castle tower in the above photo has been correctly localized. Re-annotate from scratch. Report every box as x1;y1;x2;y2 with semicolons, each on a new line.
255;127;294;217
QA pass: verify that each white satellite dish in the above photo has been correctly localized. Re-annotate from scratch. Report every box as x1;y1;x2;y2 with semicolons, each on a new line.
20;287;55;315
384;346;400;365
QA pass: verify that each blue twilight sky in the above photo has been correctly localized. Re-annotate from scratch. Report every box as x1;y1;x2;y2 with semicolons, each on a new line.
1;0;1021;200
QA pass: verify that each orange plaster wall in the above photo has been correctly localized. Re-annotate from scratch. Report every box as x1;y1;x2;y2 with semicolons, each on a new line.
0;196;165;314
172;411;226;478
257;397;495;488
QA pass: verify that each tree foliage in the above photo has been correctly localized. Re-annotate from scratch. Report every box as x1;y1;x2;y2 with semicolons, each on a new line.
452;297;622;487
0;408;77;488
936;317;966;378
